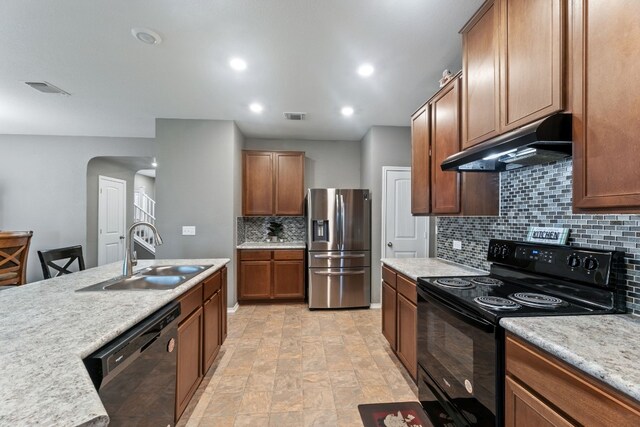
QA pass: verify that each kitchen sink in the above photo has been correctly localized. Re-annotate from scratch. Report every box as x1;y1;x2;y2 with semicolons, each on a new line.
137;265;210;276
76;264;212;292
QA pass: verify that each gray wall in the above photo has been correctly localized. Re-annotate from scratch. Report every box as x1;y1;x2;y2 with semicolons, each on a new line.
244;138;362;189
360;126;412;304
86;158;137;268
134;173;156;200
155;119;243;308
0;134;154;282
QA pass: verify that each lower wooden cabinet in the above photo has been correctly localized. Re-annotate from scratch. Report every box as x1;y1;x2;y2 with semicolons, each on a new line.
505;334;640;426
381;264;417;381
238;249;305;302
176;306;202;420
175;266;227;422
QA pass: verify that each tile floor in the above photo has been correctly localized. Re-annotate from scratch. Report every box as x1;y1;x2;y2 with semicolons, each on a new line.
177;304;419;427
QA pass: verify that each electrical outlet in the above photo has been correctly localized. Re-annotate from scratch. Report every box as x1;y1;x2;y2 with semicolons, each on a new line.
453;240;462;250
182;226;196;236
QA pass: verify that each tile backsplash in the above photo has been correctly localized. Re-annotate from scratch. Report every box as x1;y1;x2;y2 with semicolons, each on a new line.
436;159;640;315
237;216;306;243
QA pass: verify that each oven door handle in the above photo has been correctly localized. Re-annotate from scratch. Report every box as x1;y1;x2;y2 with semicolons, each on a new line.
425;290;495;333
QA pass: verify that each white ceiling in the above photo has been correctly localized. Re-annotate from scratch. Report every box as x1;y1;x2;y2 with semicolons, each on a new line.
0;0;483;141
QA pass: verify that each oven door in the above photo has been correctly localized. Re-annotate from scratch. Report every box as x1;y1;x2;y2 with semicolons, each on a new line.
417;287;498;427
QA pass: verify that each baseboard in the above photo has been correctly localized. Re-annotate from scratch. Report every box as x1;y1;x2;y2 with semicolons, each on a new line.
370;303;381;309
227;303;239;313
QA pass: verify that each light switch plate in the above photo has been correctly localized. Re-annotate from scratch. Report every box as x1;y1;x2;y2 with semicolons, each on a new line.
453;240;462;250
182;226;196;236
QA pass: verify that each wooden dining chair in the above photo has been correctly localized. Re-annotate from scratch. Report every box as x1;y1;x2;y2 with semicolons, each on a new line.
0;231;34;287
38;245;86;279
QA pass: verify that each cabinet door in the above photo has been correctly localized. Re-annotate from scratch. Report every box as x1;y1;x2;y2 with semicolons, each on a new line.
203;291;221;373
221;267;227;343
243;151;273;216
176;308;203;420
505;377;574;427
431;78;461;214
274;152;305;216
382;281;397;351
411;105;431;215
462;0;501;148
272;260;305;299
572;0;640;212
396;293;417;380
500;0;564;131
239;260;272;300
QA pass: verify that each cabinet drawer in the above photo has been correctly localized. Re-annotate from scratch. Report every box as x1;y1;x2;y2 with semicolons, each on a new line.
239;250;271;261
396;274;416;305
273;250;304;260
203;270;221;301
382;265;397;288
506;335;640;426
178;284;203;324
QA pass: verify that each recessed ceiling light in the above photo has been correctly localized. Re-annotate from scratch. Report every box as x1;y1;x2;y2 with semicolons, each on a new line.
151;158;158;168
229;57;247;71
131;28;162;45
341;106;354;117
357;63;374;77
249;103;263;113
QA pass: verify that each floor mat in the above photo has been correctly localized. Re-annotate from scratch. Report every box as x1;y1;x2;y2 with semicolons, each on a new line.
358;401;433;427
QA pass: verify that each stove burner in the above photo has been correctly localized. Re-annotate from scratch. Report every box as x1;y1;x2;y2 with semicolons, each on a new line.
471;277;503;286
434;278;475;289
474;296;521;311
509;292;566;308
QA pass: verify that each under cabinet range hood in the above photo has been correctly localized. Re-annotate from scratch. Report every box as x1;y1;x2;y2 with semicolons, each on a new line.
441;113;572;172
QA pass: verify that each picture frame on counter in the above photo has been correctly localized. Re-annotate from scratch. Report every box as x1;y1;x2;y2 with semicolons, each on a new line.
526;227;569;245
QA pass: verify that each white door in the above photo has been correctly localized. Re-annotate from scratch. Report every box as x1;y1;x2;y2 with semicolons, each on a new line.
382;167;428;258
98;175;126;265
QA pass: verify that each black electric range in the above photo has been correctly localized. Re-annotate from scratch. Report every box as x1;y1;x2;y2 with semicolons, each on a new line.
415;239;625;427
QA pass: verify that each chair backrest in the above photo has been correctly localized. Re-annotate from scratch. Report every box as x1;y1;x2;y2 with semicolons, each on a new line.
38;245;86;280
0;231;34;286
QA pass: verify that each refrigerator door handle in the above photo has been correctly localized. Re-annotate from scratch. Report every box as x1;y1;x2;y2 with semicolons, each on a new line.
339;193;346;250
314;254;366;259
335;193;342;249
313;270;365;276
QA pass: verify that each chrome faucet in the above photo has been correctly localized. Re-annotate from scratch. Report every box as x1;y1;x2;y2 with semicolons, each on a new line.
123;221;164;277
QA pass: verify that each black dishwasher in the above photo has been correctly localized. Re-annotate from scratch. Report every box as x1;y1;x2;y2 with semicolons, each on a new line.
84;301;181;427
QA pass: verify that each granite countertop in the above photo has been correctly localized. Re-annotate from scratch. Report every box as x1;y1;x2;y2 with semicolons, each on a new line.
0;258;229;427
381;257;487;281
501;315;640;402
237;241;306;249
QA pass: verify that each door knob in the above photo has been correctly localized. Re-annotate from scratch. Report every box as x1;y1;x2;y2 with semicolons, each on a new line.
387;242;393;247
119;236;125;240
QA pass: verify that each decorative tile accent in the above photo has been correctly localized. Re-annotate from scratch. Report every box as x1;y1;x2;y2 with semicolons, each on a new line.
237;217;306;243
436;159;640;315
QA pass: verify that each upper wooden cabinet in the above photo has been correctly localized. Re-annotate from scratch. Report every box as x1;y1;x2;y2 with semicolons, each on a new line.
431;77;462;214
411;105;430;215
572;0;640;212
461;0;501;149
242;150;305;216
462;0;565;148
500;0;565;131
410;75;499;217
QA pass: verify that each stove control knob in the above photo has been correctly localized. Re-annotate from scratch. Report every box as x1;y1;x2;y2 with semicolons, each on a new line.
490;245;500;257
584;257;599;271
567;255;581;268
500;246;510;258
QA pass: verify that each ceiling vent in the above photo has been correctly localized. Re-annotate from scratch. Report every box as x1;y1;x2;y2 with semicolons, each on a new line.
283;112;306;121
25;81;70;95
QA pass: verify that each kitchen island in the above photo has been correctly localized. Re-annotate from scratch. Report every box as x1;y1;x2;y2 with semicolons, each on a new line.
0;258;229;427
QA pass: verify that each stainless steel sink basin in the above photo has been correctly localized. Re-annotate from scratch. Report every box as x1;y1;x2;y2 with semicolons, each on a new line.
138;265;210;276
76;264;212;292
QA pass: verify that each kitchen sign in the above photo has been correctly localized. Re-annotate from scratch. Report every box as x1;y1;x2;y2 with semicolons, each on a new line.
526;227;569;245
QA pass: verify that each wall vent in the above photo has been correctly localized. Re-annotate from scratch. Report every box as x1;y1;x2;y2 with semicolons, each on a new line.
283;112;306;121
25;81;70;95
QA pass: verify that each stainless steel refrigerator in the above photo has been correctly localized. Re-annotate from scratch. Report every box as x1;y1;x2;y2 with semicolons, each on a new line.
307;189;371;309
